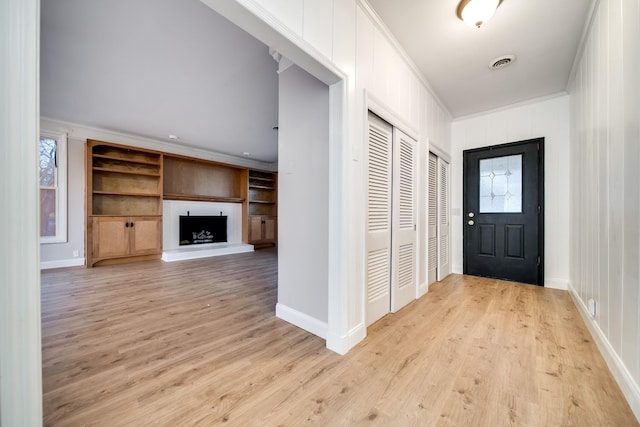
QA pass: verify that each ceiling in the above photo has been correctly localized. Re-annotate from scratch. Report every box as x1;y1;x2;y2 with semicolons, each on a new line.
42;1;593;163
367;0;593;117
41;0;279;163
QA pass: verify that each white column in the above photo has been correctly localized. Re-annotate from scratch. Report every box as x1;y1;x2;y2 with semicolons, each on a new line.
0;0;43;424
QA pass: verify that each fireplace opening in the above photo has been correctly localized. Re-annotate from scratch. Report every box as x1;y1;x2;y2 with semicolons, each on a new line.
179;215;227;246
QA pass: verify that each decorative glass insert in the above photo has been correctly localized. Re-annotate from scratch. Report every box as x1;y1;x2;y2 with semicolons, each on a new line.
479;154;522;213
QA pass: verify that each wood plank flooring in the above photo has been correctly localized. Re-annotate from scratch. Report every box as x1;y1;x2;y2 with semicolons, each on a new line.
41;249;638;426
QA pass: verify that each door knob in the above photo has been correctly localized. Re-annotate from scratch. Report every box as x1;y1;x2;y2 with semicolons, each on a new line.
468;212;475;218
468;220;475;226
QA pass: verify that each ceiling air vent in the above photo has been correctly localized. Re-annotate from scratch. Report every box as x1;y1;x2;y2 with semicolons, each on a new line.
489;55;516;70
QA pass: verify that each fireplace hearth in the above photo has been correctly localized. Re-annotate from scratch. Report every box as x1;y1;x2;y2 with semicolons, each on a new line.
179;215;227;246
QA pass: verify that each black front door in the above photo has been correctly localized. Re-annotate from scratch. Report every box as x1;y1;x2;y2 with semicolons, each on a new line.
463;138;544;285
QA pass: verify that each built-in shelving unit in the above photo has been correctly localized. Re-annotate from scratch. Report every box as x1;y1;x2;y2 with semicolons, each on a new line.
86;140;163;266
248;170;277;247
163;155;246;204
86;141;277;264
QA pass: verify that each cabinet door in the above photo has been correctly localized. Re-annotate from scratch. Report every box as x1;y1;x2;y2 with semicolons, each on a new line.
249;216;263;243
130;216;162;255
263;217;276;242
92;217;129;259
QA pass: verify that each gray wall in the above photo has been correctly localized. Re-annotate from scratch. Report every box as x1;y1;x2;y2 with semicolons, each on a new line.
277;63;330;326
39;136;85;266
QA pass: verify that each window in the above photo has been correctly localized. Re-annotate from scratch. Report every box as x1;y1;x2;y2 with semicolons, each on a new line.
39;131;67;243
479;154;522;213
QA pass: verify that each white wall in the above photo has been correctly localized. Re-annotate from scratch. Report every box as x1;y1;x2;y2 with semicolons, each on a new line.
567;0;640;418
451;95;571;289
202;0;452;353
277;63;330;334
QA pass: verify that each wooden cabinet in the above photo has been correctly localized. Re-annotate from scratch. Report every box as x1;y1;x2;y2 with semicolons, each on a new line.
92;216;162;261
87;140;163;266
248;170;277;247
249;215;276;245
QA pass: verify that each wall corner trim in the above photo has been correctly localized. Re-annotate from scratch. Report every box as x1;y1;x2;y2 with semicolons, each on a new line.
326;322;366;356
276;303;328;341
543;278;569;291
568;283;640;422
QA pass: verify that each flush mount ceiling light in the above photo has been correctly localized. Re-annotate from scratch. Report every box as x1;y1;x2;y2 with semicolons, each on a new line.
457;0;502;28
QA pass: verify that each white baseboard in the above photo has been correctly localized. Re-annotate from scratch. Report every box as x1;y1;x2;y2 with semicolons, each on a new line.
276;303;328;340
326;322;366;356
452;264;463;274
40;258;85;270
544;277;569;290
568;283;640;422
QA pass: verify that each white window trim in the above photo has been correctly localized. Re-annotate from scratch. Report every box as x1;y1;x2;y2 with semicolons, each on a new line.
39;130;68;244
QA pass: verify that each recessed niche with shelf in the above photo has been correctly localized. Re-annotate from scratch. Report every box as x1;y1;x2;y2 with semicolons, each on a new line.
248;170;277;246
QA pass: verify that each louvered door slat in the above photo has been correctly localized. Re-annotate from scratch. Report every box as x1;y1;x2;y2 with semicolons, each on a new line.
437;158;450;280
399;139;414;230
366;112;392;326
391;129;417;312
428;152;438;285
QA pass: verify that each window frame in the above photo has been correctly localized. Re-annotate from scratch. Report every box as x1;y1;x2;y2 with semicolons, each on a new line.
39;130;68;244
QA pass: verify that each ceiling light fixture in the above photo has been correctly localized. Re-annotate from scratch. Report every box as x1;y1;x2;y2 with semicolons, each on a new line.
457;0;502;29
168;134;179;140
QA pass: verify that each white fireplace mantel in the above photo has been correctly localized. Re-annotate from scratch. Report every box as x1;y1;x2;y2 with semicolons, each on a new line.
162;200;253;261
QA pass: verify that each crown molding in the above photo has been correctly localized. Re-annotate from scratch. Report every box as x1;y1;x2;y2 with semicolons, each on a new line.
451;91;569;122
566;0;600;91
356;0;453;120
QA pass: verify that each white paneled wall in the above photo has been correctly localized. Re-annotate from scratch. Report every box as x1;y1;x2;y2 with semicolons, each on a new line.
245;0;451;145
1;0;43;423
207;0;452;352
451;95;571;289
568;0;640;418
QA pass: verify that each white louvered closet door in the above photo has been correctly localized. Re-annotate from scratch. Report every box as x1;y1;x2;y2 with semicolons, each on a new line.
391;128;417;312
437;158;451;280
365;112;393;326
427;152;438;285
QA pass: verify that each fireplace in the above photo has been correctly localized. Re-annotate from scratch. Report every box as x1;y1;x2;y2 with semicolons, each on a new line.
179;215;227;246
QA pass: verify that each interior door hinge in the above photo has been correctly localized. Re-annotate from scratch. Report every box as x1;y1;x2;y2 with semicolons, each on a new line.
538;205;541;214
537;256;541;266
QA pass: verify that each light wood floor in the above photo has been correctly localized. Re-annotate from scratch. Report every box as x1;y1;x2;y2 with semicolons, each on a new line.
41;249;638;426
